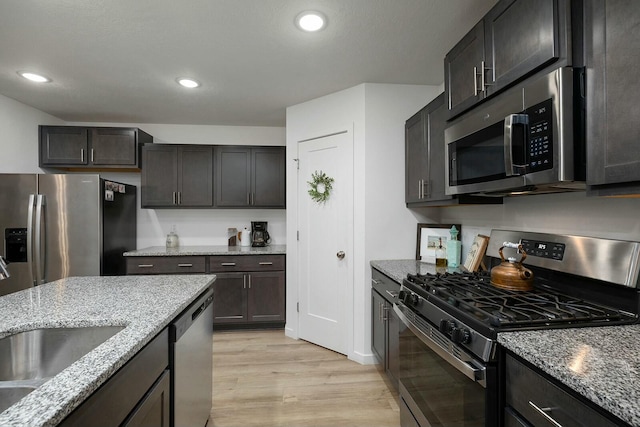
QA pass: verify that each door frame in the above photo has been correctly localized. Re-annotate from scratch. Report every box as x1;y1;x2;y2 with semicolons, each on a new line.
285;123;355;360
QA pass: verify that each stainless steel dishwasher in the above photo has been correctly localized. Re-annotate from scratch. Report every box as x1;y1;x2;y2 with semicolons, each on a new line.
170;287;214;427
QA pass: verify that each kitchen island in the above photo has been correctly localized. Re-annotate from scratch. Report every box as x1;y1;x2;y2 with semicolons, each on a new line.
0;274;215;427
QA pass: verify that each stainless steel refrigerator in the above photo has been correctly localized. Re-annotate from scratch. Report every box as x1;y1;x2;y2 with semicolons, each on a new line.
0;174;136;296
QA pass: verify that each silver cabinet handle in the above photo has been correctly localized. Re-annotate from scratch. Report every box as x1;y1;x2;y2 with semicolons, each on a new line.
177;263;193;267
221;262;236;266
259;262;273;265
371;279;380;285
91;148;95;163
243;275;247;289
386;290;399;299
248;275;251;289
528;401;563;427
474;66;479;96
81;148;85;162
138;264;154;268
337;251;345;260
481;60;492;90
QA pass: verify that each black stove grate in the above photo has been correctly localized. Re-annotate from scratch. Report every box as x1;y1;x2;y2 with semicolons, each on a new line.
404;271;631;329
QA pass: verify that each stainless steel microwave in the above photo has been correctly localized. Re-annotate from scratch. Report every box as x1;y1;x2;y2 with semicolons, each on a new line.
445;67;586;196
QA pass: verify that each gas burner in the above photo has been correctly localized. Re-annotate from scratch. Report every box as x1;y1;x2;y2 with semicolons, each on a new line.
403;271;635;331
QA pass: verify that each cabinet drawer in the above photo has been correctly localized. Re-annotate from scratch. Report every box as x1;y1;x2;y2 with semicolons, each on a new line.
505;354;620;427
126;256;206;275
371;268;400;304
209;255;284;272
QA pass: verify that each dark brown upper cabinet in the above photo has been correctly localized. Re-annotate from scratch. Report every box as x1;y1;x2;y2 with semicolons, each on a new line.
585;0;640;196
405;94;501;207
39;126;152;170
141;144;214;208
215;146;285;208
445;0;574;119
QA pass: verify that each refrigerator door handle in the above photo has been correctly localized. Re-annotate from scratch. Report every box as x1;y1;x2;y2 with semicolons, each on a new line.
27;194;36;286
34;194;46;285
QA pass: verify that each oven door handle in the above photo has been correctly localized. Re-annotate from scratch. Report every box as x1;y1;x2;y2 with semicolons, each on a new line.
394;304;487;388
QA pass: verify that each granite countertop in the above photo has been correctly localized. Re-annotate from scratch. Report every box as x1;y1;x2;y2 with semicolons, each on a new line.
499;326;640;427
124;244;287;256
370;259;460;283
0;274;215;427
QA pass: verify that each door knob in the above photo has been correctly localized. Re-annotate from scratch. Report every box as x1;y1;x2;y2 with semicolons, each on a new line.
337;251;345;259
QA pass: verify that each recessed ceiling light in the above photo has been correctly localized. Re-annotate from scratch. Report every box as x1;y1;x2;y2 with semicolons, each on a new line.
295;11;326;32
176;78;200;88
18;71;51;83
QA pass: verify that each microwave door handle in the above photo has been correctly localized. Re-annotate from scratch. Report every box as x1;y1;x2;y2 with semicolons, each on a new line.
504;114;529;176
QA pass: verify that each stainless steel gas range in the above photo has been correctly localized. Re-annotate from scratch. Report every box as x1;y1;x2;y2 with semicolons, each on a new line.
395;230;640;427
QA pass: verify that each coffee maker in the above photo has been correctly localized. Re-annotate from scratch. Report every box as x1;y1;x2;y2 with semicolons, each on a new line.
251;221;270;247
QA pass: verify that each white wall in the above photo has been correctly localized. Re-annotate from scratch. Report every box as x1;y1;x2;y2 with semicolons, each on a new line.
438;191;640;259
286;83;441;363
0;95;287;248
0;94;64;173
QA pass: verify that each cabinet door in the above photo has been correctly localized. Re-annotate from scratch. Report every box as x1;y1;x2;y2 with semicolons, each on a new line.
247;271;285;322
386;300;399;388
252;147;285;207
122;370;170;427
425;94;453;202
39;126;88;166
215;146;251;207
141;145;178;207
485;0;560;96
445;20;485;118
212;273;248;324
586;0;640;187
371;290;386;367
90;128;137;166
405;108;428;204
177;145;214;207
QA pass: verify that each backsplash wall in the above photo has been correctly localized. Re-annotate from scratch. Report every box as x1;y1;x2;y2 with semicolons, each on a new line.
435;191;640;259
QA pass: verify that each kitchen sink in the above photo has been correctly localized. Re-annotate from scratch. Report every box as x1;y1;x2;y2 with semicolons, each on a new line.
0;325;124;413
0;383;38;413
0;326;124;381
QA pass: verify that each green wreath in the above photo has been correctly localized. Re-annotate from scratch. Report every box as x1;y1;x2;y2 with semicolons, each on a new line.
307;170;334;203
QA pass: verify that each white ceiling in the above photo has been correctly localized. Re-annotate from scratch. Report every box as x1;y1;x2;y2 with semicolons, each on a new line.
0;0;497;127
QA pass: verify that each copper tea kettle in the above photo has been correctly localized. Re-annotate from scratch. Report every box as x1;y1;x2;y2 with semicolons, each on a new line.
490;242;534;291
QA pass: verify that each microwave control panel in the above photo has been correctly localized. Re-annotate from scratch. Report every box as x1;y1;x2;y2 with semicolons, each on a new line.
526;99;553;172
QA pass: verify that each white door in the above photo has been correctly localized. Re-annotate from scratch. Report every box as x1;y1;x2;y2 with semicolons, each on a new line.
297;130;353;355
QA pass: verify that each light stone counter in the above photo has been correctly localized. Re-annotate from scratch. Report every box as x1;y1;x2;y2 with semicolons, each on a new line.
0;274;215;427
370;259;460;283
124;244;286;256
499;326;640;427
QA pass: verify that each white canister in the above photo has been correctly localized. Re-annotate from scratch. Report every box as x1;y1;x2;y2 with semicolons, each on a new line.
238;228;251;247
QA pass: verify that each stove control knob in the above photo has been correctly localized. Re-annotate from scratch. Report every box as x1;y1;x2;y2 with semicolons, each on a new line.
398;290;408;302
439;319;455;335
451;327;471;345
408;292;419;306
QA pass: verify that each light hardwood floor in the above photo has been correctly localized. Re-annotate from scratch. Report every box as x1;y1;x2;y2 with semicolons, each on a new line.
211;329;400;427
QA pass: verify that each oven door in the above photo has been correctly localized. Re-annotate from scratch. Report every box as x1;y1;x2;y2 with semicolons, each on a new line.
394;303;497;427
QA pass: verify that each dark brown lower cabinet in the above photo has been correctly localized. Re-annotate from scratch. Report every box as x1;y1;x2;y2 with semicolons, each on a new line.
59;329;169;427
122;371;170;427
505;353;625;427
212;271;285;326
371;268;400;390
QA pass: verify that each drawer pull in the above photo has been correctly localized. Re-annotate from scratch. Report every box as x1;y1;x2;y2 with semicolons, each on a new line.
529;401;563;427
259;262;273;265
178;263;193;267
221;262;236;266
371;279;380;284
137;264;154;268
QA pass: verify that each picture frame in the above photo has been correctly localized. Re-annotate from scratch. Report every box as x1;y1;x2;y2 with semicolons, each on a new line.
463;234;490;272
416;223;462;263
